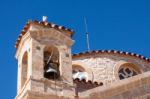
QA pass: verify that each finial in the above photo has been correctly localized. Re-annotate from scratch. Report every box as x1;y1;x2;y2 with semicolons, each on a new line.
42;16;47;22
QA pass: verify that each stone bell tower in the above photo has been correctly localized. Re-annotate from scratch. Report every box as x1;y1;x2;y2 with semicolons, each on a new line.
15;18;75;99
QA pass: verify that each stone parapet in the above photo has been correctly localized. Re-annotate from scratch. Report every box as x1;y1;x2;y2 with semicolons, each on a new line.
78;71;150;99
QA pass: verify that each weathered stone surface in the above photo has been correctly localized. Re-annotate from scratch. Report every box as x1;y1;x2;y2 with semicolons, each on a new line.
78;71;150;99
15;20;150;99
15;23;75;99
72;53;150;84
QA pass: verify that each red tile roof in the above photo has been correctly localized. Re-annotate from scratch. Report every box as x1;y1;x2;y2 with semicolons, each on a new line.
15;20;74;49
72;50;150;62
73;78;103;86
73;78;103;92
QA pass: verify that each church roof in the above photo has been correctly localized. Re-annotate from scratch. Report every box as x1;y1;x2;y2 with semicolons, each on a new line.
72;50;150;62
74;78;103;86
15;20;74;49
73;78;103;92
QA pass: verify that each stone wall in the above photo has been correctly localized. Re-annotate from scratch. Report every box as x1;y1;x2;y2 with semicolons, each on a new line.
78;71;150;99
15;76;76;99
72;53;150;84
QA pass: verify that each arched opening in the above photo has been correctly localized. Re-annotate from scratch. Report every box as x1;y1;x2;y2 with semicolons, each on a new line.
72;65;88;80
118;63;142;80
43;46;60;80
21;52;28;88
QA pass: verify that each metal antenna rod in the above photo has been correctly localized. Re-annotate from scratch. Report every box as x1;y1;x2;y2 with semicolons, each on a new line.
84;18;91;51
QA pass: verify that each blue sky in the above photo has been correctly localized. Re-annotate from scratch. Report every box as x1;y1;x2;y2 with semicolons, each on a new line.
0;0;150;98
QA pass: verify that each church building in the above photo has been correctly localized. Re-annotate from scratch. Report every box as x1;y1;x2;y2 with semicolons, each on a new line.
15;18;150;99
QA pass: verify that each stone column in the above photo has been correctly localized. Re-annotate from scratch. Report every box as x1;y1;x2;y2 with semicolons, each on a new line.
31;39;44;80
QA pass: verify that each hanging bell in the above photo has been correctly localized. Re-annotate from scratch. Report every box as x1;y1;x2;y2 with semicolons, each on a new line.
46;67;57;73
44;63;60;80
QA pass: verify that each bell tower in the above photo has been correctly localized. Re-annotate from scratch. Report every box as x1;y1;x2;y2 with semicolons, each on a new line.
15;18;75;99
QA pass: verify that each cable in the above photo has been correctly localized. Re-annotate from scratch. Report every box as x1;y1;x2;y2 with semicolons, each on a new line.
47;48;54;65
54;70;57;99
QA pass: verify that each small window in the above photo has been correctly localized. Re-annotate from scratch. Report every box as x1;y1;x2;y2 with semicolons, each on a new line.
118;64;140;80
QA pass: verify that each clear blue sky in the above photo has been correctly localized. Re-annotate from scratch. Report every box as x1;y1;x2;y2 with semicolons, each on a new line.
0;0;150;98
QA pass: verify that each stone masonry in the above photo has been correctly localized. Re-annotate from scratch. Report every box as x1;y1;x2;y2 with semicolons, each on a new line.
15;19;150;99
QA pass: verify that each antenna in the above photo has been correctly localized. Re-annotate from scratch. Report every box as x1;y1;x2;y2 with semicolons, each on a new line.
84;18;91;51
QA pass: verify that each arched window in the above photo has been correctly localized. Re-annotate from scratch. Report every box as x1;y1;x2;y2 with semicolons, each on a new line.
43;46;60;80
118;63;141;80
72;65;88;80
21;52;28;88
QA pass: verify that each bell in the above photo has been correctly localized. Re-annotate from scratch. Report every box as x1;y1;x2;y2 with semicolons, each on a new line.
46;67;57;73
44;63;60;80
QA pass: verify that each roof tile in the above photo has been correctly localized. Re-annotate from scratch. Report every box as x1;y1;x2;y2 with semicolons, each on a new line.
15;20;74;49
72;50;150;62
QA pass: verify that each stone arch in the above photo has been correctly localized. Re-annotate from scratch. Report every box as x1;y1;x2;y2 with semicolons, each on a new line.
72;65;85;71
21;51;28;88
43;45;60;80
72;61;94;81
113;61;143;80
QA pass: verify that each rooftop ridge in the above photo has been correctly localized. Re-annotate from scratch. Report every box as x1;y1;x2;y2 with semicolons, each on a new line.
72;49;150;62
73;78;103;86
15;19;74;49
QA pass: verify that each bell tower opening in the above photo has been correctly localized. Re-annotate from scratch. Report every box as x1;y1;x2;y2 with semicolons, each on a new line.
43;46;60;80
21;51;28;88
